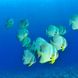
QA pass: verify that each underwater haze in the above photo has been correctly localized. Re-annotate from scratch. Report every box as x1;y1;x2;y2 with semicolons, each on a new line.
0;0;78;78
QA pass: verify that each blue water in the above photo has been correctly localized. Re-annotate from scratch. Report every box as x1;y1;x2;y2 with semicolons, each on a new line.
0;0;78;77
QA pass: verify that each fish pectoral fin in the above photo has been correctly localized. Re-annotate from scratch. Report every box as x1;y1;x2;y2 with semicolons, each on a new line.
50;58;55;64
49;54;56;64
62;47;65;51
61;46;65;51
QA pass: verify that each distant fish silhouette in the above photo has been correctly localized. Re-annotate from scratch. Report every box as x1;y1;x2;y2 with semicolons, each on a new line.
46;25;59;37
70;15;78;30
6;18;14;28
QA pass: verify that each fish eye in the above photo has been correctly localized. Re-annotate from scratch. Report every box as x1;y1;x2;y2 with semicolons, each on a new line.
61;46;62;48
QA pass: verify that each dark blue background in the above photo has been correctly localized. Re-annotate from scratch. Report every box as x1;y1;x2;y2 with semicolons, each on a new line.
0;0;78;71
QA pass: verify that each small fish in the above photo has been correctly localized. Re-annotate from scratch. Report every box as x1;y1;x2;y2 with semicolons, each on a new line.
46;25;59;37
17;29;29;42
69;15;78;30
6;18;14;28
20;19;29;29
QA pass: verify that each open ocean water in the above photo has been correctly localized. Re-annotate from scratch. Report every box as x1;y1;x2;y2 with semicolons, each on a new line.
0;0;78;78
